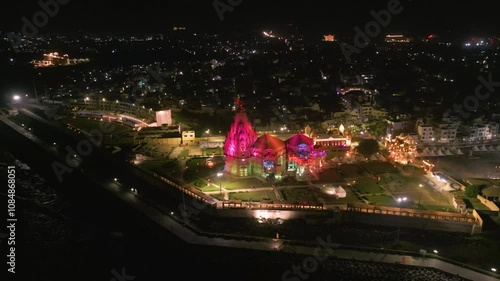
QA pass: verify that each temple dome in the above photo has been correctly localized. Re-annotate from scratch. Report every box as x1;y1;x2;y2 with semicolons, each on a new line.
223;108;257;159
253;134;285;152
285;133;314;148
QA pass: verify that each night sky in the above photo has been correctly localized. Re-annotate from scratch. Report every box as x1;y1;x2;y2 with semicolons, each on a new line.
0;0;499;35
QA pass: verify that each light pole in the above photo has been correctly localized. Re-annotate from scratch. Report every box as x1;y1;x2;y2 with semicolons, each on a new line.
217;172;223;198
396;197;407;242
12;95;22;111
418;184;423;204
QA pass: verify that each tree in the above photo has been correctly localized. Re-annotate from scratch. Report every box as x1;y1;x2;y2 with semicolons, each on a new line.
356;139;380;158
367;121;387;139
194;179;206;187
465;185;482;198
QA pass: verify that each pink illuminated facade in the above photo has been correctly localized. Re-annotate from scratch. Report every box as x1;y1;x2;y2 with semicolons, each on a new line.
286;134;326;180
252;134;286;176
224;107;258;176
224;107;327;180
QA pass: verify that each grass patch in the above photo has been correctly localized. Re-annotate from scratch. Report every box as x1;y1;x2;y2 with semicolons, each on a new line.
211;193;224;201
355;178;384;194
215;177;265;191
359;161;399;174
316;168;344;183
280;188;319;204
184;158;224;182
199;185;222;193
339;164;366;178
421;205;454;212
464;198;491;211
368;194;394;206
229;190;276;202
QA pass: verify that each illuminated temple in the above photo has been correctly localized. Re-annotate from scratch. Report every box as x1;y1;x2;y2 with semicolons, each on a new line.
224;106;326;180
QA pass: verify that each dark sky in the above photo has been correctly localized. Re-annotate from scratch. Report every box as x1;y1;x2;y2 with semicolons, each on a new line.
0;0;499;36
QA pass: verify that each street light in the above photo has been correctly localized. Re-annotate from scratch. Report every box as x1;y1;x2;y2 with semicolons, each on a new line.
492;268;497;272
418;184;423;204
217;172;223;197
433;249;438;254
396;197;407;242
13;95;21;101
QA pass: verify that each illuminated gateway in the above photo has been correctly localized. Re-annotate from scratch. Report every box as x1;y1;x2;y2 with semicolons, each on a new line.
224;105;326;180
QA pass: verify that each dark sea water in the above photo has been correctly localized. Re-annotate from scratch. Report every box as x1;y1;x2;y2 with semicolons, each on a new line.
0;143;189;281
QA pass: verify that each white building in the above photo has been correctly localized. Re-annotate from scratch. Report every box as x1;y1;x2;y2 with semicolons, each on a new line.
182;130;195;144
417;124;434;142
434;124;458;143
358;104;388;121
466;122;499;141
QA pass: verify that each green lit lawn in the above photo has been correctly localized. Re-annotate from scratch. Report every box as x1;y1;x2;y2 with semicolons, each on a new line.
214;177;265;190
184;158;224;181
280;188;319;204
359;161;399;174
464;198;491;211
421;205;454;212
211;193;224;201
355;178;385;194
339;164;366;178
199;185;222;193
368;194;394;206
229;190;276;202
316;168;344;183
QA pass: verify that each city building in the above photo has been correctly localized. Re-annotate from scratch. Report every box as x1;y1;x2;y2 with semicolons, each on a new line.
251;134;287;177
134;125;182;145
465;122;499;141
323;34;335;42
156;110;172;126
417;124;434;142
386;117;415;136
385;34;411;43
31;52;90;68
434;124;458;143
313;136;351;150
182;130;196;144
285;133;326;180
